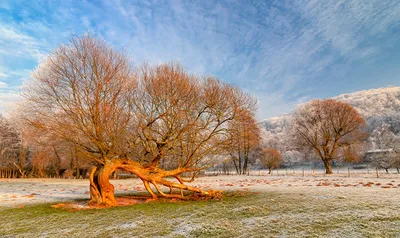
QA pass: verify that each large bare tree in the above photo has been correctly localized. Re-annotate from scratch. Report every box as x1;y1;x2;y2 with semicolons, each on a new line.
21;35;256;206
292;99;367;174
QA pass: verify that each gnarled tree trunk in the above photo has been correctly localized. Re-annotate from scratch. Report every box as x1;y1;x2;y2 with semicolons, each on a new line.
89;162;119;206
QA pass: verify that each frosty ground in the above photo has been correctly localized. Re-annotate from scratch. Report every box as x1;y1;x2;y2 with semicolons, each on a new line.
0;172;399;237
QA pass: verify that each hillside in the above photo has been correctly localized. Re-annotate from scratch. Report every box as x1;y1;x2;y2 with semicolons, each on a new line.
333;86;400;120
261;86;400;139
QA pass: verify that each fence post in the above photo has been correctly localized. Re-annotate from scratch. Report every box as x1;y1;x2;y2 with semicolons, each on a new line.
348;168;350;177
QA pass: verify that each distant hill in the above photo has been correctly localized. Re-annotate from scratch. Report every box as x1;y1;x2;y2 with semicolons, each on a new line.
333;86;400;120
261;86;400;140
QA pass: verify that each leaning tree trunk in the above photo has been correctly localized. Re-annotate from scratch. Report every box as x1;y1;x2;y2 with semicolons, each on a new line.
89;162;119;206
323;159;333;174
118;159;222;201
87;158;221;206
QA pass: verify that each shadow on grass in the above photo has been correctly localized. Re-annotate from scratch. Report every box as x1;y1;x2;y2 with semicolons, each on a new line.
44;190;258;211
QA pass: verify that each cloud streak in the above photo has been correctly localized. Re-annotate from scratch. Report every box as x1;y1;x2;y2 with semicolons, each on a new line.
1;0;400;118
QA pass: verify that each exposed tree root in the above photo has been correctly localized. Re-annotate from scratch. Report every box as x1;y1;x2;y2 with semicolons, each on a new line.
142;179;158;200
120;159;221;200
89;158;221;206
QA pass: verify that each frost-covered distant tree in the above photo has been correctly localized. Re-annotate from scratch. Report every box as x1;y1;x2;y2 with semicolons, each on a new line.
259;148;282;174
261;131;281;150
261;87;400;155
0;115;22;169
292;99;367;174
282;150;304;167
368;124;400;173
368;114;400;135
369;124;397;149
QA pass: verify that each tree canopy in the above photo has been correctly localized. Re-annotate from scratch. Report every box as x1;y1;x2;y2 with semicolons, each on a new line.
292;99;367;174
21;35;257;205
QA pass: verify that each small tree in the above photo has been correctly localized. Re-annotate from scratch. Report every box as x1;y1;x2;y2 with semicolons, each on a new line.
31;151;53;177
292;99;367;174
259;148;282;174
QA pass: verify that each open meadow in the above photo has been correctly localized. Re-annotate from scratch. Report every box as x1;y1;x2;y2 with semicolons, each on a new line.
1;172;399;237
2;1;400;237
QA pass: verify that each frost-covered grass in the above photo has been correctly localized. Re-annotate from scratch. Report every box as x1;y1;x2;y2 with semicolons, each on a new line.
1;172;399;207
0;186;399;237
243;167;400;178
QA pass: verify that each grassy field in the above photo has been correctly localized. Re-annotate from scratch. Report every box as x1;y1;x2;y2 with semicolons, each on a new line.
1;188;399;238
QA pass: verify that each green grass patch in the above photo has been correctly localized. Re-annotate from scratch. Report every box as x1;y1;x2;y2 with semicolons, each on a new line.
0;191;399;237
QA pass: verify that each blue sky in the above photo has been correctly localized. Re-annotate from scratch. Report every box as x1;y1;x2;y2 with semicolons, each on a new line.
1;0;400;119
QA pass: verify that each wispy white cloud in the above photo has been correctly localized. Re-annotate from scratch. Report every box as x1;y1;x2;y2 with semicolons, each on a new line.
297;0;400;60
0;72;8;78
0;1;11;10
0;25;46;60
1;0;400;119
0;91;22;116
